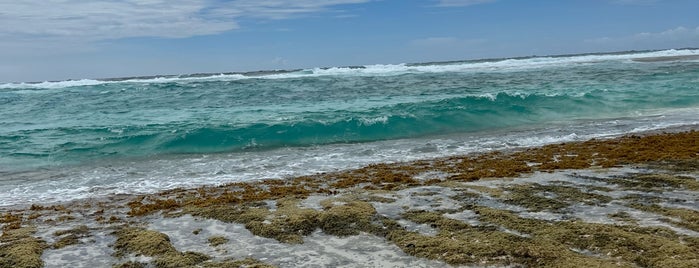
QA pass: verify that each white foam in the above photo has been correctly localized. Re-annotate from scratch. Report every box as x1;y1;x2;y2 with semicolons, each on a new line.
0;73;248;89
3;49;698;89
302;48;699;76
358;116;389;126
1;79;106;89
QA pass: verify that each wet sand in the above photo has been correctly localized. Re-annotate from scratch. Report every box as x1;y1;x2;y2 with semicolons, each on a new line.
2;130;699;267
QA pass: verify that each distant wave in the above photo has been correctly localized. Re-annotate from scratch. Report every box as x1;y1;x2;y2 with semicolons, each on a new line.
0;74;250;90
3;48;699;89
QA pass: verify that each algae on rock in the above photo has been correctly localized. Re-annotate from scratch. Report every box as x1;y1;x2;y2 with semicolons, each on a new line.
113;227;209;268
475;206;699;267
0;226;47;268
189;198;319;244
318;199;378;236
52;225;90;249
502;183;613;212
208;236;229;247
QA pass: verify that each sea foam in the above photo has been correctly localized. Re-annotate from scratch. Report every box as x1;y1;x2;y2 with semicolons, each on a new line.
2;49;698;89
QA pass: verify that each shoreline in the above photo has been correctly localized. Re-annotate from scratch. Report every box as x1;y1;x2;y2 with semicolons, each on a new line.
2;129;699;267
4;122;699;210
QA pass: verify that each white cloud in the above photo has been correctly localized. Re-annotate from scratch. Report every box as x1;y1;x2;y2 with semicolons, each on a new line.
585;26;699;50
0;1;230;40
435;0;497;7
587;26;699;43
212;0;371;20
0;0;371;41
636;26;699;40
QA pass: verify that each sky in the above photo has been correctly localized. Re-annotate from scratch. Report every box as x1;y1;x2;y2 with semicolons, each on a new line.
1;0;699;82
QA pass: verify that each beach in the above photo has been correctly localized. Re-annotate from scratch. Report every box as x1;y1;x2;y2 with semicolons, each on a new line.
2;129;699;267
2;0;699;266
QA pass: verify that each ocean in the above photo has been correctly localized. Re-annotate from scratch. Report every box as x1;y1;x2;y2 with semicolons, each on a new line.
1;49;698;207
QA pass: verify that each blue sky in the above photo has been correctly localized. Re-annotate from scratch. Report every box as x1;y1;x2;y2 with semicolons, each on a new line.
1;0;698;82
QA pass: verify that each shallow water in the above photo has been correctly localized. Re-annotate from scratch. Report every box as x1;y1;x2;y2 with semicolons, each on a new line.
11;161;698;267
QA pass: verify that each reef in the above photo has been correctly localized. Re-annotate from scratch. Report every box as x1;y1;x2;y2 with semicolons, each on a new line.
0;226;46;268
1;130;698;267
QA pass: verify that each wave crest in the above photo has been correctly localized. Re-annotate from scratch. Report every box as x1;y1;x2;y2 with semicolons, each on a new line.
4;49;699;89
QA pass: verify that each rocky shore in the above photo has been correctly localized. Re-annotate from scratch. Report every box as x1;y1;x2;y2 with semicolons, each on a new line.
2;130;699;267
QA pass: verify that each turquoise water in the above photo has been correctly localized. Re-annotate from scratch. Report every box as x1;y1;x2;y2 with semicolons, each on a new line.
1;49;699;206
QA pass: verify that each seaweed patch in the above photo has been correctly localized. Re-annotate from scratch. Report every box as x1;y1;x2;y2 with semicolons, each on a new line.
2;131;699;267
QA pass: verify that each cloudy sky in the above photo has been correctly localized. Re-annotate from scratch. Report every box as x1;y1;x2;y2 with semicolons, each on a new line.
1;0;698;82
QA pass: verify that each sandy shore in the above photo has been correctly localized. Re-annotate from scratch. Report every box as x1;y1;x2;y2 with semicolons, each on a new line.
1;130;699;267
